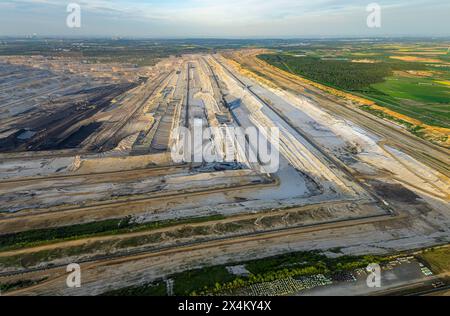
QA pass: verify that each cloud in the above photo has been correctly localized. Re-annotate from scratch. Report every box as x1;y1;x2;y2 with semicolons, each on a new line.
0;0;449;37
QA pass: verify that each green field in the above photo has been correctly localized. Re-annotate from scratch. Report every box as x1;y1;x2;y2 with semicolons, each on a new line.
99;250;388;296
366;77;450;128
372;78;449;104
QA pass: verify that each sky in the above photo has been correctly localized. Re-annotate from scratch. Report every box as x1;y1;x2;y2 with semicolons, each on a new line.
0;0;449;38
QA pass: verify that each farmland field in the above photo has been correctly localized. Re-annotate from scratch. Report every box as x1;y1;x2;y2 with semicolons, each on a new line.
98;251;388;296
258;41;450;136
419;246;450;274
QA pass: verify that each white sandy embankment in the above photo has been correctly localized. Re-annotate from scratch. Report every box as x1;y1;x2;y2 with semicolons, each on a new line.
262;84;450;201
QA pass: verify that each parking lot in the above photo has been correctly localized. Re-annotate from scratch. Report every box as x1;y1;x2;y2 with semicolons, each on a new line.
300;257;440;296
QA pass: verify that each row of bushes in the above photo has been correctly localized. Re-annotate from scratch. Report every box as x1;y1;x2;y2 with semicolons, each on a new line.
100;251;388;296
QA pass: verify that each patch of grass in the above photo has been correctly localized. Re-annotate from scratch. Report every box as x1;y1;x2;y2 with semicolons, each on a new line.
101;282;167;296
419;247;450;274
259;49;450;130
259;54;426;91
0;218;131;252
198;252;387;296
99;250;390;296
361;105;414;128
329;247;344;254
0;39;211;66
360;105;444;140
245;251;384;276
372;77;450;104
0;241;108;268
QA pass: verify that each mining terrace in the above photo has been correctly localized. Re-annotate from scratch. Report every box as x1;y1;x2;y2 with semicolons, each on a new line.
0;52;448;295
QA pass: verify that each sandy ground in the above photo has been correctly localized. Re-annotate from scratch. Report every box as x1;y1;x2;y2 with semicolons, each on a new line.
0;53;449;296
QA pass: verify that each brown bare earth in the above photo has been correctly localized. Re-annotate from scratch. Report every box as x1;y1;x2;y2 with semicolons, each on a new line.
390;56;444;63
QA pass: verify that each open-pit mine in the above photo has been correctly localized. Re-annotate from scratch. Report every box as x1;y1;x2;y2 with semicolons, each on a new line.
0;51;449;296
